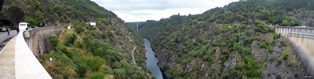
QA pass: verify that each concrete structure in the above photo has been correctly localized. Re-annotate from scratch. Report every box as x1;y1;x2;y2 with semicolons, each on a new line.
0;29;52;79
24;26;63;57
87;22;96;27
275;26;314;77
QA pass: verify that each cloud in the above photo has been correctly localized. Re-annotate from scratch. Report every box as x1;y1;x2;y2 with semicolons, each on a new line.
91;0;239;22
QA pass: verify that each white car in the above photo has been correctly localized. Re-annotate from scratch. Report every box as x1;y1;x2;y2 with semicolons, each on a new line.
19;22;29;31
0;27;5;32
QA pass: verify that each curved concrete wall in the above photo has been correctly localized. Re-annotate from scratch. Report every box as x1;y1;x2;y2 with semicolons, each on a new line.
24;26;63;57
15;30;52;79
275;27;314;77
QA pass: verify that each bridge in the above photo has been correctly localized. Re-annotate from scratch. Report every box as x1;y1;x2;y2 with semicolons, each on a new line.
0;26;63;79
275;26;314;76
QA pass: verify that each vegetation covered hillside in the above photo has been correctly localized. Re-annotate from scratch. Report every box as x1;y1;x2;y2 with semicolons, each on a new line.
2;0;116;26
42;22;151;79
136;0;313;78
1;0;152;79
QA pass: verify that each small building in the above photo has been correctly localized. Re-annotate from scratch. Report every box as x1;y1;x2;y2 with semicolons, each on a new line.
87;22;96;27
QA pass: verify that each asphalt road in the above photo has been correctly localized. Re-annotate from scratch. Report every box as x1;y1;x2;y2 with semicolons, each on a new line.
0;31;18;43
0;31;18;50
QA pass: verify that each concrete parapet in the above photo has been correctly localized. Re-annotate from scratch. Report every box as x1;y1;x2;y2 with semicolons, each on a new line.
24;26;64;57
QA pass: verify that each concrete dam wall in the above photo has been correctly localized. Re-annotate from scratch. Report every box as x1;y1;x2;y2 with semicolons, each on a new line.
275;26;314;77
24;26;64;57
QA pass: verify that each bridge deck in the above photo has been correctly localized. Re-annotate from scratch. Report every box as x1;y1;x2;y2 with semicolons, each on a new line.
0;31;51;79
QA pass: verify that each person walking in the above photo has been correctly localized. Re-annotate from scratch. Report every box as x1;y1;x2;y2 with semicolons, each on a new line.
6;26;10;36
16;26;20;34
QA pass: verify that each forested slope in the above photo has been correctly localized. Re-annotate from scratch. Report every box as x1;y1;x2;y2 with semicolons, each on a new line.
1;0;152;78
137;0;314;78
2;0;117;26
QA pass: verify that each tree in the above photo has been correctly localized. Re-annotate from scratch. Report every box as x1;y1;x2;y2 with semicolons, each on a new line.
24;10;44;26
24;16;36;25
281;16;301;26
6;6;25;26
0;0;4;11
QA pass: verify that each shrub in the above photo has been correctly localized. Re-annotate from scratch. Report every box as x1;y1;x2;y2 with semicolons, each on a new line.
281;16;301;26
73;21;85;33
85;57;104;71
74;38;83;48
113;69;127;78
258;41;273;53
255;20;272;33
24;16;36;26
27;0;40;8
50;34;59;48
90;72;105;79
34;10;44;23
269;15;281;24
84;38;106;56
65;33;77;46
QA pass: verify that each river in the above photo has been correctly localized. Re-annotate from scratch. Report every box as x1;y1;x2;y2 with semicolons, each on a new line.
144;38;163;79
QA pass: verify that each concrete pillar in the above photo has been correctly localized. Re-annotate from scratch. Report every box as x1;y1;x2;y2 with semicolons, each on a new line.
281;28;283;35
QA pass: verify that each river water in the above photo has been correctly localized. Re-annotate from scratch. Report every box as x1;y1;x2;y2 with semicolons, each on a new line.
144;38;163;79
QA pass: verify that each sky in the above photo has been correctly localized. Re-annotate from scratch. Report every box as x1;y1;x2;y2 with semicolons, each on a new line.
91;0;239;22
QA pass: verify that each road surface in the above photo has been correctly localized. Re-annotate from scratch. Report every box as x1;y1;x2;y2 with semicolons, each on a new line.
131;46;137;64
0;31;18;50
0;31;18;43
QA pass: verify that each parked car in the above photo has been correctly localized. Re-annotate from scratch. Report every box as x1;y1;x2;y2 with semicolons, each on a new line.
0;27;11;32
0;27;5;32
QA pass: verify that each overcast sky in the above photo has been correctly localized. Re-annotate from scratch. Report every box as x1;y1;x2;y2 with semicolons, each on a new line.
91;0;239;22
